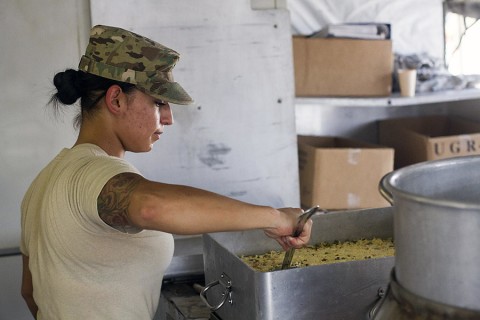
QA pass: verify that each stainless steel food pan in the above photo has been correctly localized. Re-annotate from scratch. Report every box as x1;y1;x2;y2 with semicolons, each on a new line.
202;207;394;320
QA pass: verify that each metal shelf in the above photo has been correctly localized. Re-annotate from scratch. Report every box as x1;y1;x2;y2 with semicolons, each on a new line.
295;88;480;107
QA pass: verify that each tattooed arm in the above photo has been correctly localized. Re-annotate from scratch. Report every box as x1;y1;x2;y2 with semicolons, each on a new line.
97;172;312;250
97;172;143;233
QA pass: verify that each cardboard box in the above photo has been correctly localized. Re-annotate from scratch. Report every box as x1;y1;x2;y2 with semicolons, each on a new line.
379;115;480;169
298;136;394;210
292;36;393;97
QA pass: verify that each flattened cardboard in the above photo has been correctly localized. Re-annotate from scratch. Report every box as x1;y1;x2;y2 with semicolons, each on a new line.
292;37;393;97
298;136;394;210
378;115;480;169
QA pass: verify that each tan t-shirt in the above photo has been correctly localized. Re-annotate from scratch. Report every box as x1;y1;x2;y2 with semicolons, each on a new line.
20;144;174;320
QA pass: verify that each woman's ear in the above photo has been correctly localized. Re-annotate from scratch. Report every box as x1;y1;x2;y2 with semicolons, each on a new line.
104;85;124;115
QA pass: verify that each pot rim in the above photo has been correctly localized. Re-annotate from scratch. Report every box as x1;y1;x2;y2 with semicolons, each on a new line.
381;155;480;210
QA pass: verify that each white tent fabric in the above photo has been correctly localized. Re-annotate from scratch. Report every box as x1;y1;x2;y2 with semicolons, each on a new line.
286;0;444;59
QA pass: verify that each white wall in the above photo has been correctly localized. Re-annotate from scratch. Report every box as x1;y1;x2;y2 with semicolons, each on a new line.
0;0;90;249
0;3;90;317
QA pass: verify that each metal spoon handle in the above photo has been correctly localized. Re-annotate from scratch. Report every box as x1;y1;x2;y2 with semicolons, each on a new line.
280;206;321;270
293;205;320;237
281;248;296;269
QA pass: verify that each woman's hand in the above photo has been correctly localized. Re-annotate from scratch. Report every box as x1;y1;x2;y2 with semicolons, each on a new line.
263;208;313;251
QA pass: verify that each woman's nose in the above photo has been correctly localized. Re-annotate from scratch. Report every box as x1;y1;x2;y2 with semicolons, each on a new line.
160;103;174;125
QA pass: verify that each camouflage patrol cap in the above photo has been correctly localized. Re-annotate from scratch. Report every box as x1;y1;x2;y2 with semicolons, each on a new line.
78;25;193;105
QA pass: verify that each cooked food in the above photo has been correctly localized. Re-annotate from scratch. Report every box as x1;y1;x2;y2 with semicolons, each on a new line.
240;238;394;272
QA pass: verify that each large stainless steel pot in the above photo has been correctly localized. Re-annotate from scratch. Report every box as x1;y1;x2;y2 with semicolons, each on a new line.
379;155;480;311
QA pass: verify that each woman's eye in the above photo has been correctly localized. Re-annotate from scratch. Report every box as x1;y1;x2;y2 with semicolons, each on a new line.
155;100;166;107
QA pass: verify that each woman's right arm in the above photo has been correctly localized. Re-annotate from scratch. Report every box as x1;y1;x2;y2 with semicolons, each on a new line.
97;172;312;250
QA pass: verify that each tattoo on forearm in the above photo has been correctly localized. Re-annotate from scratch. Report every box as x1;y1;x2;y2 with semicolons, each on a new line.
97;172;143;233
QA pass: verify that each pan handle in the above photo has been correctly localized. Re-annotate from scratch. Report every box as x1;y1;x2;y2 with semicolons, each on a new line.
200;273;233;311
379;172;394;205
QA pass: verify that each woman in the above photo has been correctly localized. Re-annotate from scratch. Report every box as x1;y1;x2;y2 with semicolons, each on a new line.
20;25;312;320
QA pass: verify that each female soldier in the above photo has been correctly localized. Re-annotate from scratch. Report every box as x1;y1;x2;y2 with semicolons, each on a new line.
20;25;312;320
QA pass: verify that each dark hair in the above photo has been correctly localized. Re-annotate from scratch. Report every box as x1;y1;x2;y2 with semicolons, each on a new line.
50;69;136;128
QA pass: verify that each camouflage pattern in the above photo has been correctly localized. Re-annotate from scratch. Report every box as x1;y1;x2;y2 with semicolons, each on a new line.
78;25;193;105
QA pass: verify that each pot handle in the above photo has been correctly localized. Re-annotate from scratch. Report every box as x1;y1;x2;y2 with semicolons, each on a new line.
200;273;233;311
368;286;388;319
379;172;394;205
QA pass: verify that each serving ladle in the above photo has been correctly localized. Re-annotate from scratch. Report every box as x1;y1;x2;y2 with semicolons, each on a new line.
280;205;324;270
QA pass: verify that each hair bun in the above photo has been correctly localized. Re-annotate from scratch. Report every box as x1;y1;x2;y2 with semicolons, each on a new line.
53;69;83;105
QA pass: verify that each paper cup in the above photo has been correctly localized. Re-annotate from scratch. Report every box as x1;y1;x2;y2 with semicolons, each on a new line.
398;69;417;97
